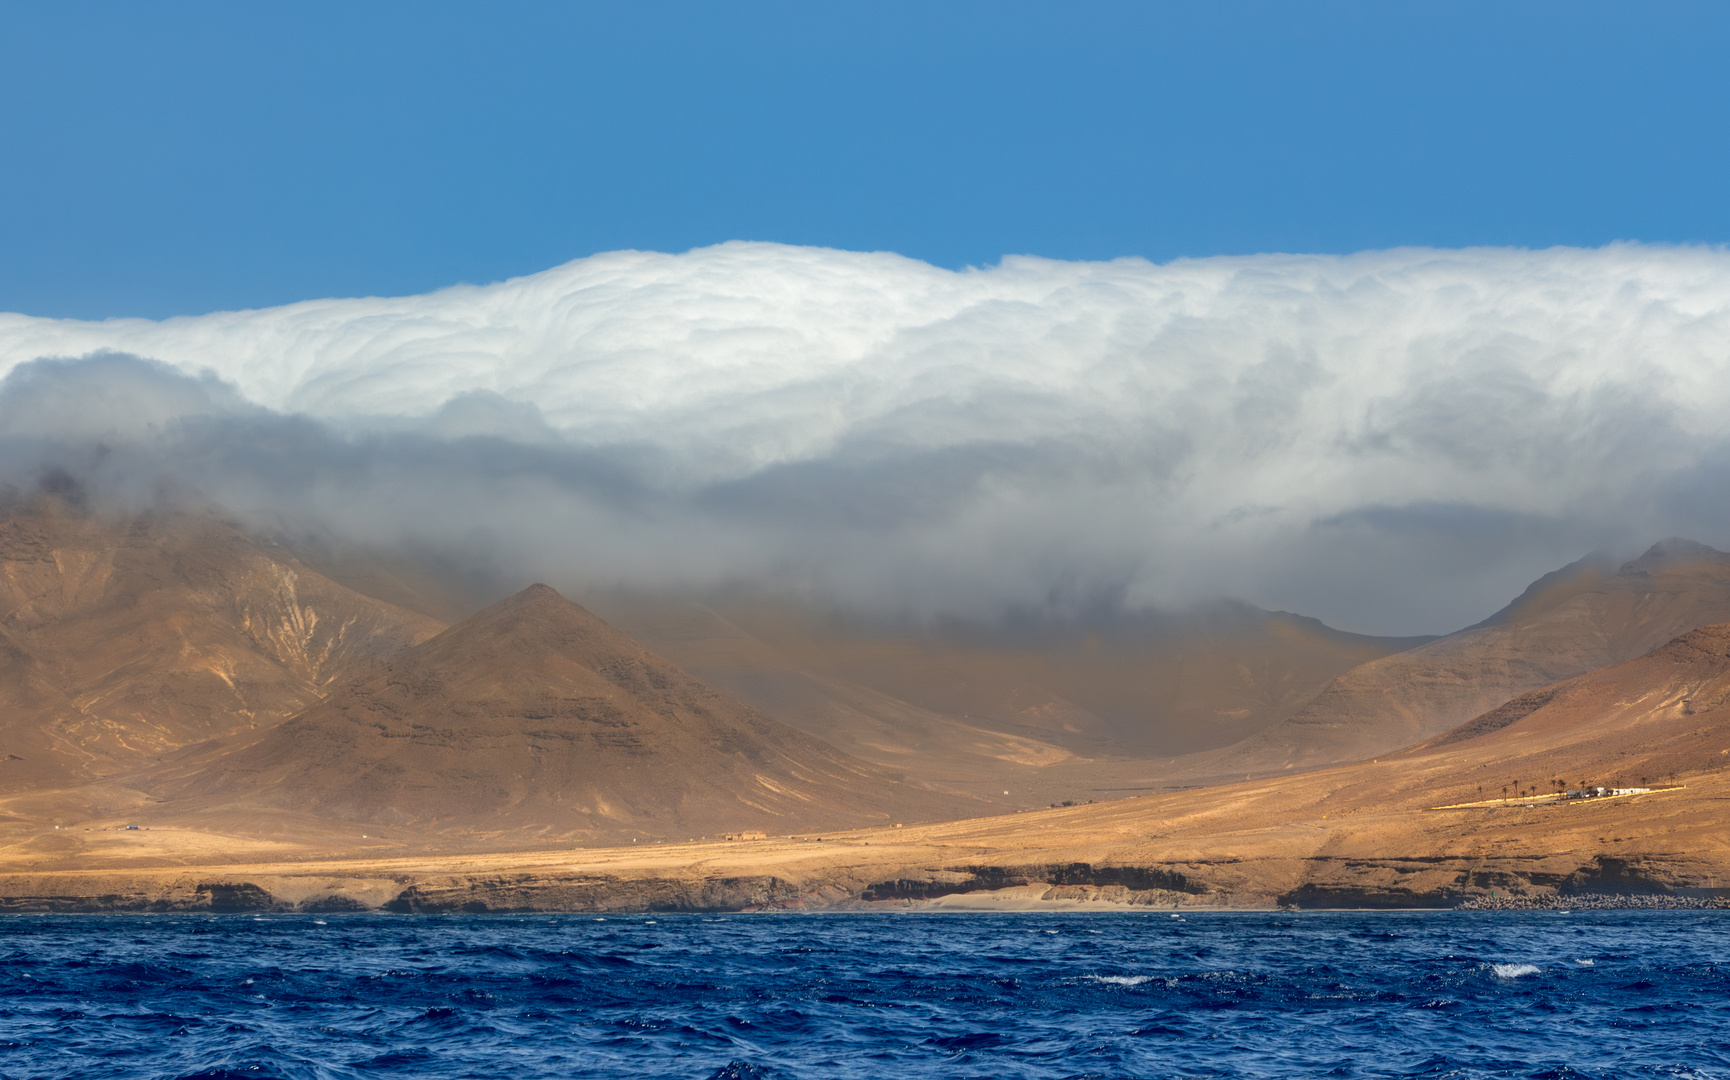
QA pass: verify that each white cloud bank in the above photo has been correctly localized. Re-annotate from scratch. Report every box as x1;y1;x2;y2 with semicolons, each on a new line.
2;241;1729;634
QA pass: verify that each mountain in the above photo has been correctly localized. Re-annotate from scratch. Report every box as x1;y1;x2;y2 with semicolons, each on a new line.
153;585;991;841
1396;619;1730;798
595;591;1431;783
0;498;442;789
1190;540;1730;777
14;617;1729;910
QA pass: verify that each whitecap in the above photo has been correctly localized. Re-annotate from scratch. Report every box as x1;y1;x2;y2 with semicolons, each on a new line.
1490;963;1541;978
1575;958;1595;966
1083;974;1157;987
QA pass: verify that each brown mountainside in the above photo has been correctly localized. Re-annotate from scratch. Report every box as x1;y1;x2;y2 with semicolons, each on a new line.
9;614;1730;910
1190;540;1730;778
597;592;1429;782
1390;619;1730;799
153;585;991;841
0;500;441;788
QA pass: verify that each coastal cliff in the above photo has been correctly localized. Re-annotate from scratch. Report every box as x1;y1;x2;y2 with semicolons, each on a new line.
3;840;1725;914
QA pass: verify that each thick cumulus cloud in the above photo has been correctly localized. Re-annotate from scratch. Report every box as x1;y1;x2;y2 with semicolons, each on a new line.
2;241;1729;634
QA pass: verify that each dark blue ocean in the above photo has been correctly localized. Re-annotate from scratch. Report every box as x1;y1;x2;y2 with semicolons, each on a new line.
1;911;1726;1080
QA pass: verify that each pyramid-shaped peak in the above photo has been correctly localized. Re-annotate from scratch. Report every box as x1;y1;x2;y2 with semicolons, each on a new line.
160;574;987;841
413;581;649;671
462;582;592;624
500;582;568;607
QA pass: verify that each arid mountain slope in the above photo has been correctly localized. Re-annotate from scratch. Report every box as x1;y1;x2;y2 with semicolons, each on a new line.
597;592;1429;778
591;597;1084;787
0;499;441;788
1392;619;1730;799
8;620;1729;910
154;585;991;841
1194;540;1730;777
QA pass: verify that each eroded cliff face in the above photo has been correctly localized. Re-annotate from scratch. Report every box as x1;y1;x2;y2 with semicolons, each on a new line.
3;850;1724;914
0;871;838;914
0;502;441;787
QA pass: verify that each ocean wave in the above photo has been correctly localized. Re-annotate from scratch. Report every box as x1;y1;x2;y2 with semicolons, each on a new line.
1490;963;1541;978
1083;975;1158;987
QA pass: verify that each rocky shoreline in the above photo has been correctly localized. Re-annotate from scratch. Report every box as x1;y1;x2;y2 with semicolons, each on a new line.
1456;892;1730;911
3;866;1728;914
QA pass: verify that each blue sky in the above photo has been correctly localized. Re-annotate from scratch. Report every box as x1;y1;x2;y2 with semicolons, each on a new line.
3;1;1728;320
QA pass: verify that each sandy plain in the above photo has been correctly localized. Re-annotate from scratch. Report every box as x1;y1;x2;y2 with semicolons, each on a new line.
3;750;1723;913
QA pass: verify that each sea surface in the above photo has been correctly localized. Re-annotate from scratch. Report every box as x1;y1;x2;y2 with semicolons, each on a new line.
0;910;1726;1079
